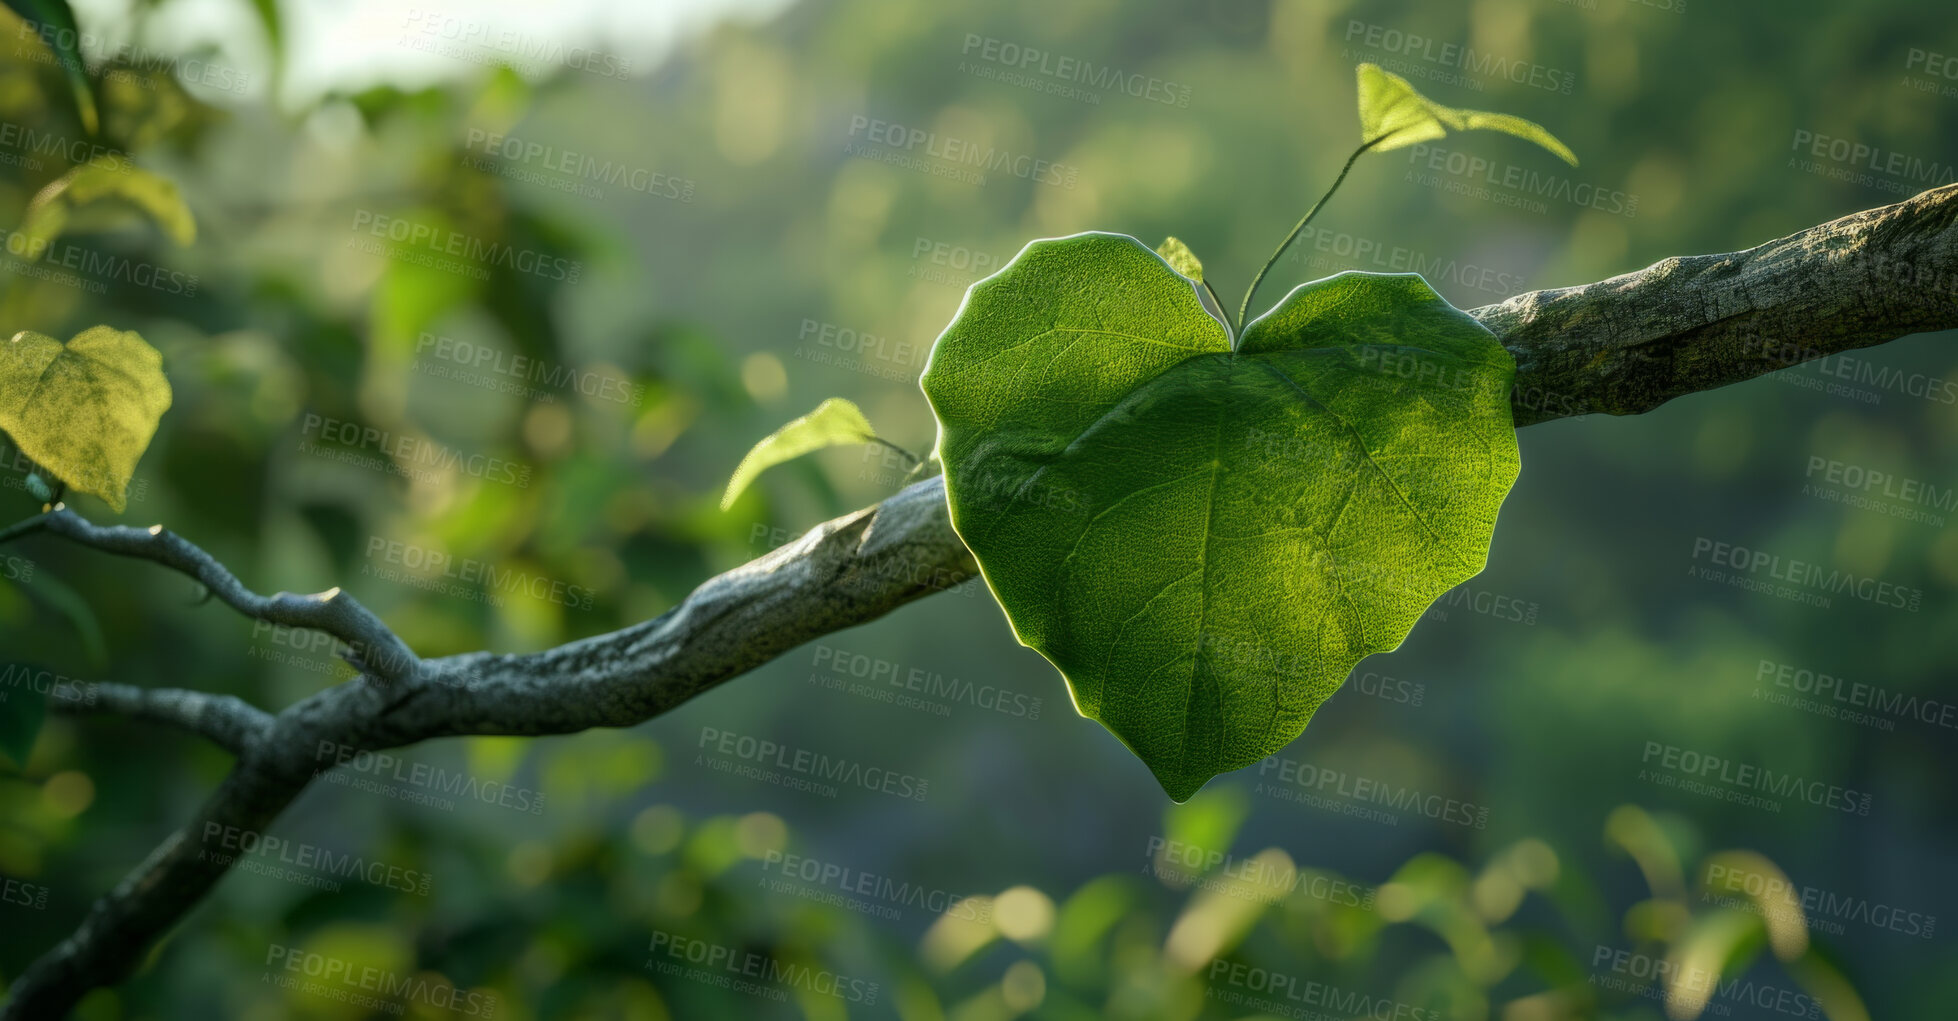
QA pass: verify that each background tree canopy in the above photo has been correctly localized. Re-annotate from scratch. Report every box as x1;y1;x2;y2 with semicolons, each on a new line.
1;0;1954;1018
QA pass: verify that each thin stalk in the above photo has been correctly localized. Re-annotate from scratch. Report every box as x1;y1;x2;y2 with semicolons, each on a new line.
901;450;942;485
868;435;923;469
1236;134;1389;334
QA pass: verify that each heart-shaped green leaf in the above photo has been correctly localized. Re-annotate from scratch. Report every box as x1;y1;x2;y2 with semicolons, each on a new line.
921;233;1519;800
1356;63;1577;166
0;326;173;512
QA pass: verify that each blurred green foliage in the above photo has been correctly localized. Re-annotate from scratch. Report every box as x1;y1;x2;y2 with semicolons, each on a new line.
0;0;1954;1017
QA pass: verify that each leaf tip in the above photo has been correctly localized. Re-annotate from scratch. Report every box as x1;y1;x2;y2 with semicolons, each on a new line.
1158;772;1209;804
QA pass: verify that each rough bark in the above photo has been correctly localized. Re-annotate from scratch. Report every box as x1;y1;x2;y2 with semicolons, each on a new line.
1485;181;1958;425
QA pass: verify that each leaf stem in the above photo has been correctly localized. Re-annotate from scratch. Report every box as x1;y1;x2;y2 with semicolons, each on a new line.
1236;134;1389;334
867;435;923;469
901;450;942;486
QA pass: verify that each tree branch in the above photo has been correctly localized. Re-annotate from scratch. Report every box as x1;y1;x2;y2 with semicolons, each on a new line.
0;513;48;545
50;682;274;755
7;184;1956;1018
31;508;422;685
5;746;331;1018
1480;181;1958;426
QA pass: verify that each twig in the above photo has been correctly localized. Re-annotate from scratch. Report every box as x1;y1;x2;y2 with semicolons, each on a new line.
34;508;421;686
50;682;274;755
0;512;49;545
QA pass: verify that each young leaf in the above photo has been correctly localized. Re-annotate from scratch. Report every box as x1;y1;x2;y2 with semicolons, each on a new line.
1155;237;1204;283
1356;63;1577;166
1159;237;1233;333
20;159;197;258
722;397;886;510
3;0;98;133
922;233;1519;800
0;327;174;513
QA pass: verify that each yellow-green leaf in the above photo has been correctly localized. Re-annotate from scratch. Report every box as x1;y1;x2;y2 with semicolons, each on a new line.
19;159;197;260
1356;63;1577;166
721;397;880;510
0;327;173;512
1155;237;1204;283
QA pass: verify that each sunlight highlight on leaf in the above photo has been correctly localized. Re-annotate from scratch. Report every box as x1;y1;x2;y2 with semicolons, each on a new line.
1356;63;1578;165
721;397;886;510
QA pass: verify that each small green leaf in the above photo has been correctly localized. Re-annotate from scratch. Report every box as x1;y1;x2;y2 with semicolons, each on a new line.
0;666;48;766
0;326;173;513
922;233;1519;800
3;0;97;133
20;159;197;259
1356;63;1577;166
1155;237;1204;283
722;397;883;510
